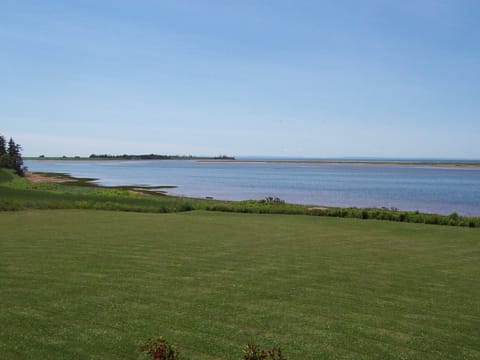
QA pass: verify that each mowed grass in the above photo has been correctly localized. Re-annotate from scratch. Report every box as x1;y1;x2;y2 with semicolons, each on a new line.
0;210;479;359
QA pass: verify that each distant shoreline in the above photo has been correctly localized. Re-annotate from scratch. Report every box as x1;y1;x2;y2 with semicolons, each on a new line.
25;157;480;168
198;159;480;168
25;155;235;161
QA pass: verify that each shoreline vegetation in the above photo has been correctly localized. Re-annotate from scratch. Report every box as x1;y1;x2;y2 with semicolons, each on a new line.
1;168;479;228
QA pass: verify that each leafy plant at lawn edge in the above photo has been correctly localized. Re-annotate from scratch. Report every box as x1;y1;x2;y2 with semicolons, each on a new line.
140;337;179;360
243;341;286;360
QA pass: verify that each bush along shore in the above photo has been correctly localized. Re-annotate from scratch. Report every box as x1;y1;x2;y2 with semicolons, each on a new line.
0;168;479;228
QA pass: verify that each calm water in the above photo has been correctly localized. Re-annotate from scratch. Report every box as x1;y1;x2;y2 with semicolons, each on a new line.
25;160;480;216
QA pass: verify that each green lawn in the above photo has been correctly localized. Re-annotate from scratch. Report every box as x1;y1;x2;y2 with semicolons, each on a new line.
0;210;479;359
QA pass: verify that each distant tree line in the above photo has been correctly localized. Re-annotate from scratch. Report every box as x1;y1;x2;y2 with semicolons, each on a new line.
0;134;25;176
89;154;192;160
89;154;235;160
213;155;235;160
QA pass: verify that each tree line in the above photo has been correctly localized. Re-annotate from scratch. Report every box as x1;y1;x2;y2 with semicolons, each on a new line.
0;134;25;176
89;154;235;160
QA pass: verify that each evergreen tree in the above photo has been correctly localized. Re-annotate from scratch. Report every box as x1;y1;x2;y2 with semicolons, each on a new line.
0;134;8;168
0;134;6;156
5;137;25;176
8;138;16;158
0;134;26;176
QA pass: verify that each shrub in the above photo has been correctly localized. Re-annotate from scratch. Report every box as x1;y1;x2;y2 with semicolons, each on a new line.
361;210;369;219
259;197;285;204
140;337;179;360
243;341;287;360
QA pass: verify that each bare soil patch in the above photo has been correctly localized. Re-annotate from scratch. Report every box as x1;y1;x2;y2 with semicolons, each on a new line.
25;171;74;184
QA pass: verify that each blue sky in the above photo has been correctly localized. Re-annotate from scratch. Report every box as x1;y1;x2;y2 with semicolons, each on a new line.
1;0;479;158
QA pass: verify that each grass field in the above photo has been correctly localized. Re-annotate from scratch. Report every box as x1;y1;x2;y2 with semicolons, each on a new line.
1;210;479;359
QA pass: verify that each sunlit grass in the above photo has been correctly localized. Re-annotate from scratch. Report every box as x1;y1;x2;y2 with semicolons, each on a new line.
1;210;479;359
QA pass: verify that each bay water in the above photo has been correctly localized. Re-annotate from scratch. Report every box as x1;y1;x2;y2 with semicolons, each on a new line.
25;160;480;216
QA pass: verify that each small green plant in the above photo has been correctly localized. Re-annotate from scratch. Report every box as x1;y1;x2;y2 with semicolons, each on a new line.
140;337;179;359
242;341;286;360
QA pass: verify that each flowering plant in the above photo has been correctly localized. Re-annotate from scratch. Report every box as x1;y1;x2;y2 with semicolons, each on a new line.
243;341;286;360
140;337;179;360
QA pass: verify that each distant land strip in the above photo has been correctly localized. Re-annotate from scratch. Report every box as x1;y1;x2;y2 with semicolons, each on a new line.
24;156;480;167
197;159;480;167
25;154;235;161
